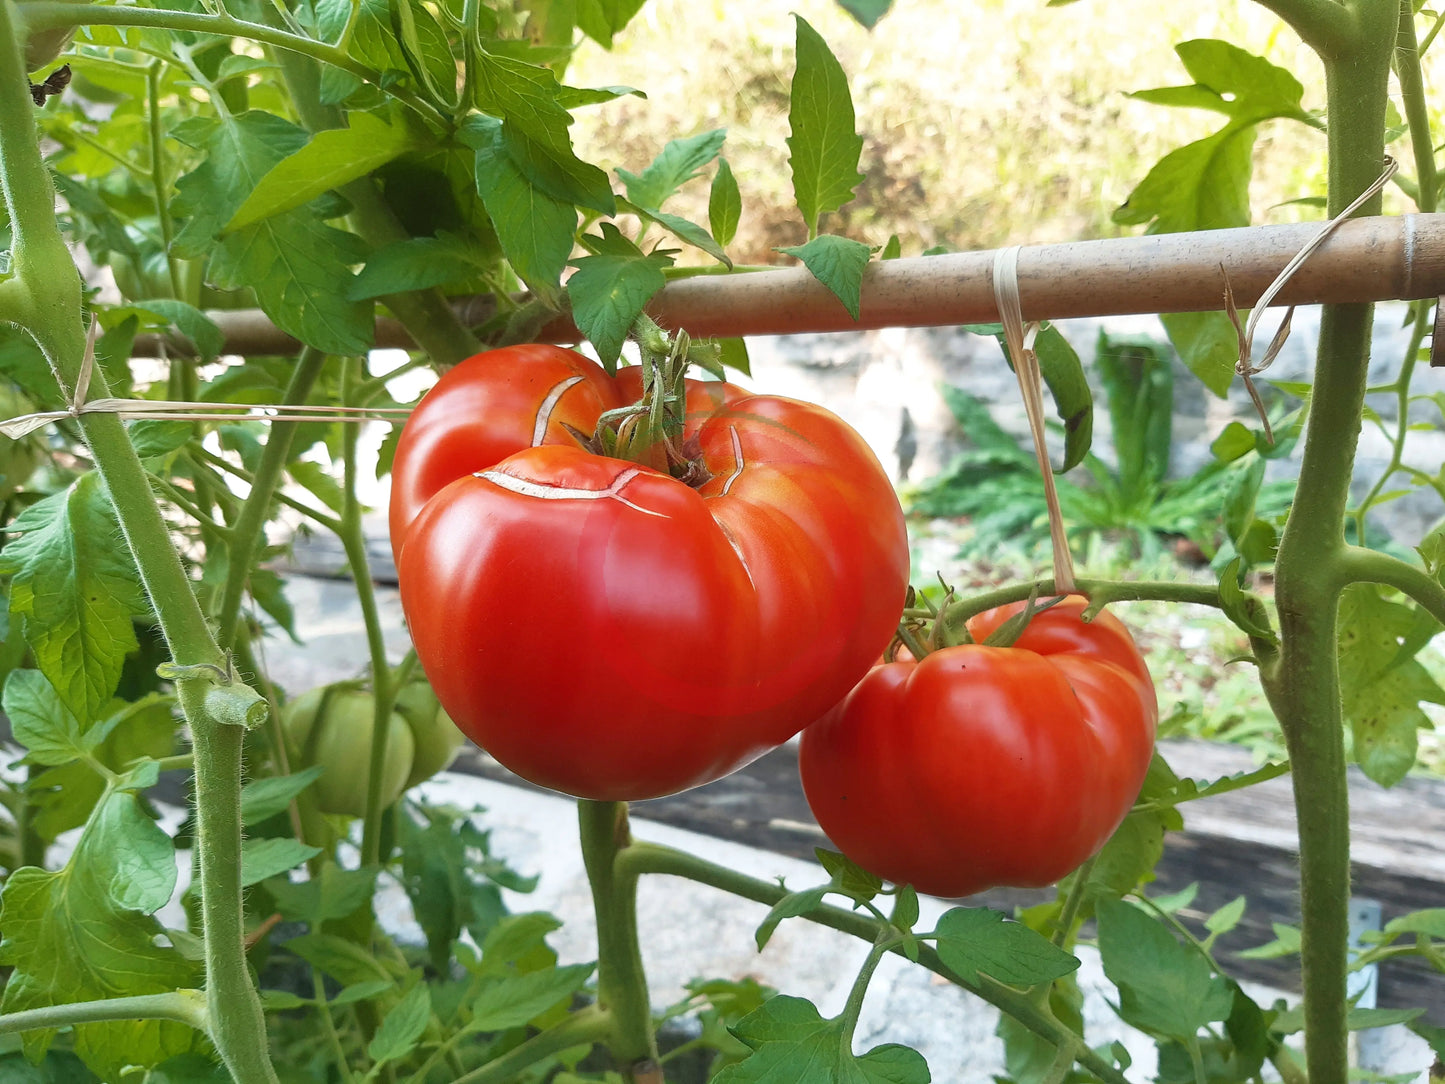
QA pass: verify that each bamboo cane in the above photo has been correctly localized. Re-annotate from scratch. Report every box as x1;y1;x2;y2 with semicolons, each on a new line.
132;214;1445;357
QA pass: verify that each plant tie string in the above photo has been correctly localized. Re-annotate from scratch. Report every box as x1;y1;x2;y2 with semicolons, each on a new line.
1225;155;1399;442
992;245;1077;594
0;319;412;440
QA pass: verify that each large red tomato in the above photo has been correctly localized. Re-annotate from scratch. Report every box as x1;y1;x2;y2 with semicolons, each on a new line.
799;596;1157;897
390;345;909;801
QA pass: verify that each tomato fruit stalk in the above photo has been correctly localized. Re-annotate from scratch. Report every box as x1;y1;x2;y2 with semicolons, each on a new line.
799;596;1158;898
390;344;910;801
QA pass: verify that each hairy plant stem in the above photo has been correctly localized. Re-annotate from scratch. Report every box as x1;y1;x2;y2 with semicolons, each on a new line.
1260;2;1395;1076
17;2;447;126
450;1005;615;1084
340;357;399;869
0;5;277;1078
578;802;661;1080
0;990;209;1034
614;841;1126;1084
216;346;327;647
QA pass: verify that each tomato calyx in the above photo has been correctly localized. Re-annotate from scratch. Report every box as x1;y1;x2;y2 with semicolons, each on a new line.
566;316;720;488
890;582;1070;660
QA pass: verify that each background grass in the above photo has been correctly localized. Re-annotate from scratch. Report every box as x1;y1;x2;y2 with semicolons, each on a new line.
566;0;1432;263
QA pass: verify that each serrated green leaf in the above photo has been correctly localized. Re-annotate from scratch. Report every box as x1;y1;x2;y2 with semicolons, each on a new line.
2;669;87;766
575;0;647;48
101;792;178;915
109;301;223;365
816;847;882;900
933;907;1080;987
286;933;394;986
504;125;615;215
617;129;726;209
171;110;372;355
460;115;576;302
718;337;750;377
0;792;203;1078
241;766;324;826
1116;126;1255;234
347;235;492;300
1338;583;1445;787
287;458;345;514
620;198;731;267
368;983;432;1065
1159;311;1238;398
128;421;194;460
835;0;893;28
1238;921;1300;959
470;963;595;1030
778;234;871;320
267;864;378;925
0;474;147;723
1097;897;1233;1039
225;113;420;232
880;234;901;259
1205;896;1246;937
716;995;930;1083
709;158;741;248
332;979;395;1006
240;837;322;887
1211;421;1256;462
755;887;827;951
567;223;671;370
787;16;865;234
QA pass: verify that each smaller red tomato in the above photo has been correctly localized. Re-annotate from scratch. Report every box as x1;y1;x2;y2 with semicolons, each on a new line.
799;596;1158;898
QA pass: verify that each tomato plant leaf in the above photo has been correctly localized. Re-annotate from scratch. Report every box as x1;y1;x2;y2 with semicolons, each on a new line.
1096;897;1234;1040
368;983;432;1065
777;234;871;320
568;223;672;371
171;111;373;355
240;837;323;887
347;235;492;300
0;473;147;723
620;198;732;267
267;864;379;925
787;15;865;235
755;886;828;951
286;933;395;986
461;114;577;303
932;907;1080;987
225;112;420;232
1238;921;1301;959
0;792;203;1078
718;337;751;377
576;0;647;48
241;766;324;826
2;668;88;766
617;129;727;210
469;963;595;1030
816;847;883;901
504;125;616;216
1158;312;1237;398
715;995;930;1083
1337;583;1445;787
112;301;224;364
710;158;742;248
835;0;893;29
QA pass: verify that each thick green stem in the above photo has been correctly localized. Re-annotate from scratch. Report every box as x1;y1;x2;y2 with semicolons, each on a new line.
341;358;398;869
450;1006;614;1084
1264;4;1397;1077
578;802;660;1080
0;5;277;1078
614;841;1126;1084
217;346;327;649
1251;0;1357;56
17;2;447;126
0;991;209;1034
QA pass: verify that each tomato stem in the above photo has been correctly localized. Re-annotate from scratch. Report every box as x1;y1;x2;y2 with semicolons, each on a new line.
578;801;660;1078
837;934;894;1053
614;841;1130;1084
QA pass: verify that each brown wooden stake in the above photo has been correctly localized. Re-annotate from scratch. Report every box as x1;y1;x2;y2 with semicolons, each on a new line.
131;214;1445;358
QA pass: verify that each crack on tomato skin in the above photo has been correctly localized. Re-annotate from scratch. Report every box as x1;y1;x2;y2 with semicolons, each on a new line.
532;375;587;446
721;426;745;496
475;467;667;518
714;517;757;594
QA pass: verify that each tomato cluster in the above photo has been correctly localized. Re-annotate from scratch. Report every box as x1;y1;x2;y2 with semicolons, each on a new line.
799;596;1158;897
389;345;911;802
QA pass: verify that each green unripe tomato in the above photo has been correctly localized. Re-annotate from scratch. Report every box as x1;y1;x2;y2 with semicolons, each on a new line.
282;686;415;819
0;384;44;500
393;678;467;789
